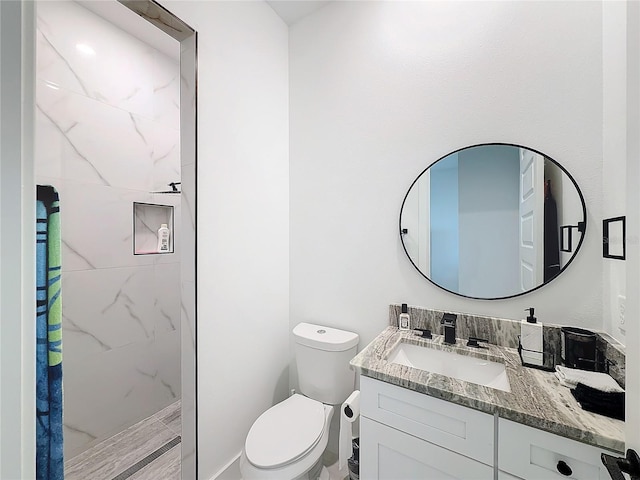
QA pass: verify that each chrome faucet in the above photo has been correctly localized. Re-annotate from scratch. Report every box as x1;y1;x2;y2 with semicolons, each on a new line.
440;313;457;344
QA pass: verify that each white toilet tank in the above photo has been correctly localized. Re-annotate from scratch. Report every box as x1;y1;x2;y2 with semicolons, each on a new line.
293;323;359;405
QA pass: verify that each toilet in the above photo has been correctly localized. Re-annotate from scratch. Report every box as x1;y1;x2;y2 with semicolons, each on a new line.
240;322;359;480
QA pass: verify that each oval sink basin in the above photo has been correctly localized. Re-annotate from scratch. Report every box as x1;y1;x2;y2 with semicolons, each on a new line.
386;342;511;392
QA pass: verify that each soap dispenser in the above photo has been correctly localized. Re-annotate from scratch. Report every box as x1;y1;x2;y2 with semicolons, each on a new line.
521;307;543;366
399;304;411;331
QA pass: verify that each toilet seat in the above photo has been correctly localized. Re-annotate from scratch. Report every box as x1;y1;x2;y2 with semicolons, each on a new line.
245;394;326;469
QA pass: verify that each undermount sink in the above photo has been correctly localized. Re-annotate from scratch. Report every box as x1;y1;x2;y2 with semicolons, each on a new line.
386;342;511;392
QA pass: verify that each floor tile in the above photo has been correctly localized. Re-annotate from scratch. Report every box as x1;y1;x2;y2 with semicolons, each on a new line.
127;444;181;480
154;399;181;435
64;416;176;480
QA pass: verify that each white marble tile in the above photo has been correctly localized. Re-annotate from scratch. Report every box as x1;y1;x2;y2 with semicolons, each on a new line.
63;339;154;457
152;50;180;131
36;9;87;101
62;181;157;270
180;404;196;480
153;263;181;335
153;330;181;401
37;1;157;119
63;423;99;460
180;279;196;479
180;164;195;284
179;35;197;169
41;89;155;190
37;83;114;187
62;266;156;355
63;337;180;458
132;113;180;193
180;280;195;359
150;139;180;194
35;83;64;180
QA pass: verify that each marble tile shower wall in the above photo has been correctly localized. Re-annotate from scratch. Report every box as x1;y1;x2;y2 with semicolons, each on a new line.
35;2;181;459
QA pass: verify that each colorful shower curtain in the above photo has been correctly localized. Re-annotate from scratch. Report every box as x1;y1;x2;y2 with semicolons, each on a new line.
36;185;64;480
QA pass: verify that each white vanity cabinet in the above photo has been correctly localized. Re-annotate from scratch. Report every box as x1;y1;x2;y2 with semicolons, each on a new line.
360;376;495;479
498;418;618;480
359;376;621;480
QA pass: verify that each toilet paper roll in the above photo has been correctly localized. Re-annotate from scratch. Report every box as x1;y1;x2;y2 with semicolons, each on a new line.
339;390;360;472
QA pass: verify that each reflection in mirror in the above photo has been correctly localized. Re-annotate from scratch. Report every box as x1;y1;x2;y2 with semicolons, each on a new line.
400;144;586;299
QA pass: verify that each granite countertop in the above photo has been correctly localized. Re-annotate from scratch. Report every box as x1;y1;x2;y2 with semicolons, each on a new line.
351;326;625;453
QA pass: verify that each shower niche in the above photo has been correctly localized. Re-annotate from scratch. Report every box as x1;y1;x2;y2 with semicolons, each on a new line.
133;202;175;255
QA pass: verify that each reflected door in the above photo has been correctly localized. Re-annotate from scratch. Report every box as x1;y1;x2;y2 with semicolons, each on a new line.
518;148;544;291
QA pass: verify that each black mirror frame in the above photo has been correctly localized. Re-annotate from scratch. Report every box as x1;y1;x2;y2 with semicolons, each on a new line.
399;142;588;300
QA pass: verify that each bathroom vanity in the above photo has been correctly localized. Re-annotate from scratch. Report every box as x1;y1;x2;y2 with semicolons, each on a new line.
351;321;625;480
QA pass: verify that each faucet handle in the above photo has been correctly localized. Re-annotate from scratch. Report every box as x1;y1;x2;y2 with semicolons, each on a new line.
440;313;457;325
413;328;432;339
466;337;488;348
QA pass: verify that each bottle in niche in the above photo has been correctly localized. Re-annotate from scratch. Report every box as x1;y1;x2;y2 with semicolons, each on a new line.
157;223;170;253
399;303;411;331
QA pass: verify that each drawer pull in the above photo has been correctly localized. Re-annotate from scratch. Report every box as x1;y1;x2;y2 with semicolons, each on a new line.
556;460;573;476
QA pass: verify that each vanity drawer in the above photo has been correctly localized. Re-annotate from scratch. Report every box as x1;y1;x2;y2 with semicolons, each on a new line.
498;418;616;480
361;416;494;480
360;376;495;465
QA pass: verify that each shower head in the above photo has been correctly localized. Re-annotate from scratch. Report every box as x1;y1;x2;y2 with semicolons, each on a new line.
151;182;181;194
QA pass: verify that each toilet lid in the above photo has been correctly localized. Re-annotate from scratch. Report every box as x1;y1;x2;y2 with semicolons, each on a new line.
245;394;325;469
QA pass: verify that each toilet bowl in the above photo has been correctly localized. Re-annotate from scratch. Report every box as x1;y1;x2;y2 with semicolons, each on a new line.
240;394;334;480
240;323;359;480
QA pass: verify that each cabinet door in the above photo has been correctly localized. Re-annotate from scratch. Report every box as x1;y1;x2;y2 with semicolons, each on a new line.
499;418;618;480
361;417;494;480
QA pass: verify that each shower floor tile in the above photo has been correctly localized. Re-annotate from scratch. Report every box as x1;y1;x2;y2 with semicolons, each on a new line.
64;400;181;480
127;443;181;480
154;399;181;436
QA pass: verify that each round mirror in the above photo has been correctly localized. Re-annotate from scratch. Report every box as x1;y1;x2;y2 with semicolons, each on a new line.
399;143;587;299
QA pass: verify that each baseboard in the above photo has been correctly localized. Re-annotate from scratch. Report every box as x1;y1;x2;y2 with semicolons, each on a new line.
211;452;242;480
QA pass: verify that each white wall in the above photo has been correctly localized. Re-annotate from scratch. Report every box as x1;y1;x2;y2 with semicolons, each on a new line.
290;1;604;355
603;1;628;343
158;2;290;479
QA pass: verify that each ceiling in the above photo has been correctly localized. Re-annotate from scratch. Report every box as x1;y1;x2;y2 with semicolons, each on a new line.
79;1;331;58
266;1;331;26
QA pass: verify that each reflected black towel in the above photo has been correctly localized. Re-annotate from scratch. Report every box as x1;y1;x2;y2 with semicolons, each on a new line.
544;188;561;282
571;383;624;420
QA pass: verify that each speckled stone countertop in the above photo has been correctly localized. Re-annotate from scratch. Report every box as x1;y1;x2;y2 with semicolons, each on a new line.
351;326;625;453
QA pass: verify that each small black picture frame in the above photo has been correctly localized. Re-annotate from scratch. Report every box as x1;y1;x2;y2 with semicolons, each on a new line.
603;216;626;260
